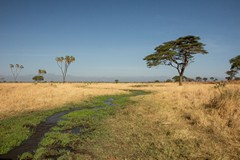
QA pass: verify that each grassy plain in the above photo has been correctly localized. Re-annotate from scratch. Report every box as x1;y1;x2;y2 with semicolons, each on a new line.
0;82;240;159
0;83;128;119
95;82;240;159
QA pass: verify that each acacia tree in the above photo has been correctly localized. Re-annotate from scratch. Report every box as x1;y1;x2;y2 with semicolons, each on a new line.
225;70;237;81
38;69;47;76
226;55;240;81
172;75;188;82
196;76;202;82
143;35;208;86
55;55;75;82
210;77;214;81
230;55;240;77
9;64;24;82
33;69;47;82
230;55;240;71
32;75;44;82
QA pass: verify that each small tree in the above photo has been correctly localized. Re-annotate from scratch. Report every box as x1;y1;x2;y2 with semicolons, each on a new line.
172;75;188;82
32;69;47;82
166;79;173;82
115;79;119;83
230;55;240;71
186;78;195;82
56;55;75;82
203;77;208;82
210;77;215;81
227;55;240;80
38;69;47;76
9;64;24;82
32;75;44;82
195;76;202;82
143;35;208;86
225;70;237;81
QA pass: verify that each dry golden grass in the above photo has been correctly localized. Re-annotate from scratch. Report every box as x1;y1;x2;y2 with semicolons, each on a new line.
87;82;240;159
0;83;133;119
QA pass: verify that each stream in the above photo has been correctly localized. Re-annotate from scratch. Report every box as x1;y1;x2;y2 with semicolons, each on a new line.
0;98;114;160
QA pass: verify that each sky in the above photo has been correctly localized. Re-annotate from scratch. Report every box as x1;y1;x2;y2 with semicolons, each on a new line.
0;0;240;81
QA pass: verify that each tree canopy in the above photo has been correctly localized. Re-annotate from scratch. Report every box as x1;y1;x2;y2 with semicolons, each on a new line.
195;76;202;82
203;77;208;82
143;35;208;85
38;69;47;75
226;55;240;80
9;64;24;82
230;55;240;71
226;70;237;81
32;75;44;82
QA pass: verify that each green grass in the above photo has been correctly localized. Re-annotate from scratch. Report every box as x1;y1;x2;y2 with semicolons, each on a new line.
33;91;149;159
0;101;91;154
0;109;67;154
0;90;149;158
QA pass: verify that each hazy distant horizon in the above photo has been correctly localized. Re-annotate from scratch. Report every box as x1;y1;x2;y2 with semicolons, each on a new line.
0;73;226;83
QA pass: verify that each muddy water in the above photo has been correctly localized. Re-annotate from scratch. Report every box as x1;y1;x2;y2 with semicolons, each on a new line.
104;98;114;106
0;98;114;160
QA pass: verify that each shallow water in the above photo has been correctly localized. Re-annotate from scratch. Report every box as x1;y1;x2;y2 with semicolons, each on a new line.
0;98;115;160
0;108;80;160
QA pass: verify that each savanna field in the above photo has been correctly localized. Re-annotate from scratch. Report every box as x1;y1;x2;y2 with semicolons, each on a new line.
0;82;240;159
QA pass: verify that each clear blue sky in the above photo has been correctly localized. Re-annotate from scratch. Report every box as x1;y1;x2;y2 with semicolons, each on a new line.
0;0;240;80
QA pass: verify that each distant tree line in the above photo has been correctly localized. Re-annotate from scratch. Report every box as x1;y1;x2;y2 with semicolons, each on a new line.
164;76;218;83
5;55;75;83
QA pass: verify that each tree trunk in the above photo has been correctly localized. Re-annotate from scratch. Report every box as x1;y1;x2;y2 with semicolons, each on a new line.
178;62;186;86
179;75;183;86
